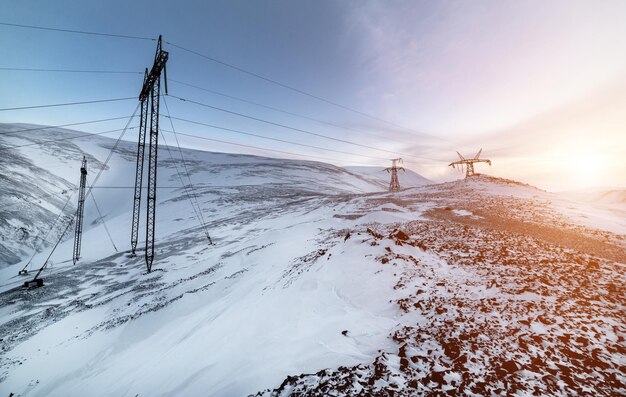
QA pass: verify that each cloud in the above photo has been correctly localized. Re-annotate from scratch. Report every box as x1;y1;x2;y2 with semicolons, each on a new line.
345;1;626;135
340;1;626;189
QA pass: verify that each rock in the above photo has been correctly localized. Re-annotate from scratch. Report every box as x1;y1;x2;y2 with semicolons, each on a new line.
366;228;383;239
391;230;410;241
501;360;519;374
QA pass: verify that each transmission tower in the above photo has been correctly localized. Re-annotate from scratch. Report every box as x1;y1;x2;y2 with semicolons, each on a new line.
384;158;405;192
73;156;87;265
130;69;149;256
448;148;491;178
132;35;168;272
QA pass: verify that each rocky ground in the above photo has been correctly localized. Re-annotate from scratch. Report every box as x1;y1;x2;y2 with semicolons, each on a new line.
255;176;625;396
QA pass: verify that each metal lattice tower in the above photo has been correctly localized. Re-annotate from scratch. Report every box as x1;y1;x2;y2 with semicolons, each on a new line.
384;158;405;192
448;148;492;178
132;35;168;272
73;156;88;265
130;69;149;256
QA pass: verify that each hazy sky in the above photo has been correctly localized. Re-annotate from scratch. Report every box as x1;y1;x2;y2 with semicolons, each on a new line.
1;0;625;190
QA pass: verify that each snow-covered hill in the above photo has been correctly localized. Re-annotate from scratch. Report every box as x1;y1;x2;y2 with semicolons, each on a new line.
344;166;432;189
0;125;624;396
0;123;394;268
561;187;626;209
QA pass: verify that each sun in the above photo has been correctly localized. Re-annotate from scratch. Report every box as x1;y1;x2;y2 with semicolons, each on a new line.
568;151;610;188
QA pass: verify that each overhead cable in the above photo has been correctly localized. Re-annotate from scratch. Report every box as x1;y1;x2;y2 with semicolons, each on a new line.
168;94;439;160
0;127;136;151
162;96;213;244
0;115;137;136
0;97;135;112
160;128;377;167
0;67;142;74
164;115;388;161
30;105;139;279
165;40;441;140
0;21;155;41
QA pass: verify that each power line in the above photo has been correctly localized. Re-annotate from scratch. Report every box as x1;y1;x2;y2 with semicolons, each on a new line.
169;78;390;141
159;128;212;244
167;81;444;163
0;67;142;74
87;186;183;189
0;21;439;140
85;107;139;195
0;23;446;166
0;127;136;151
88;181;118;252
0;115;137;136
0;97;135;112
158;121;208;238
4;186;77;211
19;183;78;274
0;21;155;41
169;78;441;148
165;41;439;140
162;97;212;244
168;94;438;161
164;115;388;162
160;127;377;167
30;106;139;281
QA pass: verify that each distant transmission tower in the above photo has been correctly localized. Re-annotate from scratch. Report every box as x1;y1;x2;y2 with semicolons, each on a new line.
384;158;405;192
449;148;491;178
131;35;168;273
73;156;87;265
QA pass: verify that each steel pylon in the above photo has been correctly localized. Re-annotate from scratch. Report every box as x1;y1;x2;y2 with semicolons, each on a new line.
132;35;168;272
130;70;149;256
384;158;405;192
448;149;492;178
73;156;87;265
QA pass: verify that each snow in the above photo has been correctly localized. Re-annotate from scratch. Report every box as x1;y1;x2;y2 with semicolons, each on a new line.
452;209;472;216
2;212;404;396
344;166;432;189
0;124;411;395
1;125;624;396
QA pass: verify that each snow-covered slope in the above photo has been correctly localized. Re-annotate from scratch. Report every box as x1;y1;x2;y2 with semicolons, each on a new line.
344;166;432;189
1;125;624;396
561;187;626;209
0;123;385;268
0;124;414;396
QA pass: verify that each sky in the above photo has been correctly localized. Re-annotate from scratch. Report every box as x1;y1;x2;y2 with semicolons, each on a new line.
1;0;625;191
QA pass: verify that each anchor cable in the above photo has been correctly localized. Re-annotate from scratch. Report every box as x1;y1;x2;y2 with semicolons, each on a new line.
160;96;213;244
29;105;139;282
88;178;119;252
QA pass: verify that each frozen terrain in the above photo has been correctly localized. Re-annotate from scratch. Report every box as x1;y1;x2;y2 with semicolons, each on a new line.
0;125;624;396
343;166;432;189
560;187;626;211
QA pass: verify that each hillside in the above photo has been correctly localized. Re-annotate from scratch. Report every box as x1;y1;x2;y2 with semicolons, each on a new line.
0;123;395;268
343;166;432;189
0;125;624;396
561;187;626;210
